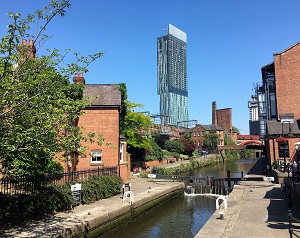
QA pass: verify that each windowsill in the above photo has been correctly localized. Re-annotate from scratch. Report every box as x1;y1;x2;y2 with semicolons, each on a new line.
90;162;103;166
120;161;128;165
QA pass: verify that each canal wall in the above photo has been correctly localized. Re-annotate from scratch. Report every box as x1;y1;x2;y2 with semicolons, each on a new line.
2;178;185;238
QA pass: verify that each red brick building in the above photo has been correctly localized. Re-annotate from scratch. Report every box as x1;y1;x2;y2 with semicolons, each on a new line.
183;124;224;151
212;101;233;135
259;42;300;166
63;74;129;182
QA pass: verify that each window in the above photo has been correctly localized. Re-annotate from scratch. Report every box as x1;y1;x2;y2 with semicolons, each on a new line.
194;132;196;137
278;141;289;158
91;150;102;163
198;132;200;137
120;143;124;162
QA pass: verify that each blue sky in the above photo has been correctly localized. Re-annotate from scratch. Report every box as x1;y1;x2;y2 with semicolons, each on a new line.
1;1;300;134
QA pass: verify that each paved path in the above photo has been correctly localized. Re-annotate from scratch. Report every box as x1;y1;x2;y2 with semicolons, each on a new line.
196;159;300;238
1;177;184;237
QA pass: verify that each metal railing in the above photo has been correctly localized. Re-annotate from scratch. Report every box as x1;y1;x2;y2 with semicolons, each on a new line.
0;166;118;196
287;164;300;182
288;210;300;238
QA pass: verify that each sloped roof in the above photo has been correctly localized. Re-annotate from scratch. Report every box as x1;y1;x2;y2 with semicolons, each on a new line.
200;124;224;131
83;84;121;107
267;120;300;135
274;41;300;56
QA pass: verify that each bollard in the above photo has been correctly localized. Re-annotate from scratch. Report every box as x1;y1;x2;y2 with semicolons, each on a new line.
219;211;225;220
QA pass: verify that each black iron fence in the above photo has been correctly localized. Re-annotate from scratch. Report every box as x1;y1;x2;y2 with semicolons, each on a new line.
0;166;118;196
288;210;300;238
287;164;300;182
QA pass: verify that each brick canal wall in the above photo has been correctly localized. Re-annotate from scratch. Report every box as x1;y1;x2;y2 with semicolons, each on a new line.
88;183;184;238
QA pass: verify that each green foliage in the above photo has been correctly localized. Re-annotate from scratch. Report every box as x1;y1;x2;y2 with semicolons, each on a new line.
0;1;103;176
0;175;122;227
81;176;122;204
122;100;153;150
165;140;185;154
146;139;163;161
181;132;192;140
232;126;240;134
239;149;254;159
0;183;73;227
203;132;220;151
119;83;128;135
171;152;180;159
224;134;254;160
46;160;64;174
224;133;235;146
153;155;223;175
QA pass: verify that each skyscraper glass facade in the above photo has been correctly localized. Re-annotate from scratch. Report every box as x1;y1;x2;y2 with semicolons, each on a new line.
157;24;188;127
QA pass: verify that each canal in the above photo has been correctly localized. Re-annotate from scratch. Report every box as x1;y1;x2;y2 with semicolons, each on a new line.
106;157;259;238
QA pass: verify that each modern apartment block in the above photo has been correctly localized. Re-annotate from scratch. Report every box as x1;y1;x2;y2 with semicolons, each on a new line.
157;24;188;128
248;95;259;135
255;42;300;165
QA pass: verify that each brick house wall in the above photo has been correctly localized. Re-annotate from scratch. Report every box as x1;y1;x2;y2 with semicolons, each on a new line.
265;42;300;166
61;74;130;182
190;124;224;150
274;42;300;121
75;108;120;169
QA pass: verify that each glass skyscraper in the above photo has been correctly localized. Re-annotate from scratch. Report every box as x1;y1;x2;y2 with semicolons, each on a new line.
157;24;188;128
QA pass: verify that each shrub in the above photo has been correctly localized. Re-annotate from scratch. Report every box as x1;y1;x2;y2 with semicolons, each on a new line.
0;175;123;227
81;176;122;204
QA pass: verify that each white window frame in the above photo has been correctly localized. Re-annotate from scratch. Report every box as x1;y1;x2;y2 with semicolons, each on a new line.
91;150;102;163
120;143;124;162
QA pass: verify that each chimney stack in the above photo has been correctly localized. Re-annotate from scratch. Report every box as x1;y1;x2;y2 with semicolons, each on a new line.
73;73;86;84
212;101;217;125
20;39;36;58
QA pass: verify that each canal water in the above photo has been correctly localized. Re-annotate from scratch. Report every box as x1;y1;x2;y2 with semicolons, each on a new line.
107;157;258;238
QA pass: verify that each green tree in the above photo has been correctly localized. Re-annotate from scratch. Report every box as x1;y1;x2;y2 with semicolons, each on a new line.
119;84;153;150
232;126;240;134
0;1;103;176
145;139;163;161
123;101;153;150
203;132;220;151
165;140;185;154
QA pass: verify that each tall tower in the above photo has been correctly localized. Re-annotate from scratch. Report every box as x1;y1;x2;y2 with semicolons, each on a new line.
157;24;188;128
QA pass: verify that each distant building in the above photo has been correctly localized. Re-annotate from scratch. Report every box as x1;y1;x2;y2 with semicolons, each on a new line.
212;101;232;134
182;124;224;151
157;24;188;128
248;95;259;135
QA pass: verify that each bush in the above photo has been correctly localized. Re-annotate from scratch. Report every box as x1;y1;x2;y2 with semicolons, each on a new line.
0;183;73;228
81;176;122;204
153;155;223;175
0;175;123;227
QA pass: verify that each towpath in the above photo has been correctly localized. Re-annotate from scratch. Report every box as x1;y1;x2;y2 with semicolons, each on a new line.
196;158;300;238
